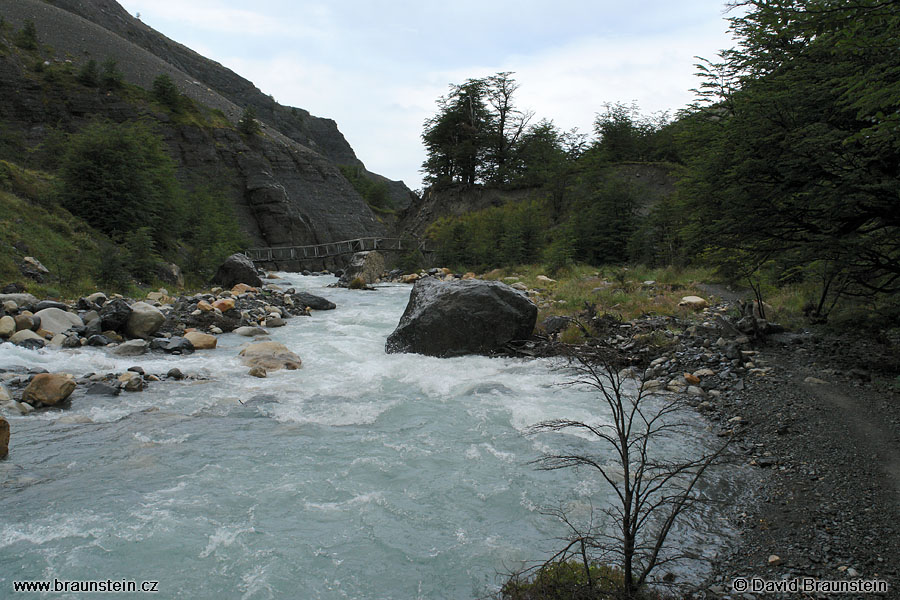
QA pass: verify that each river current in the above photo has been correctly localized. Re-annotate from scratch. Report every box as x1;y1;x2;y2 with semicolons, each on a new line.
0;275;737;598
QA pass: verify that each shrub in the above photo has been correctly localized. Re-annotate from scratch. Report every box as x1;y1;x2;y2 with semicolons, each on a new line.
348;277;366;289
152;74;182;111
100;58;123;89
76;60;99;87
14;20;38;50
238;106;260;135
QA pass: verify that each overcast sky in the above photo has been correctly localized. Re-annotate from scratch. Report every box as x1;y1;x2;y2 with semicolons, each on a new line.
117;0;738;190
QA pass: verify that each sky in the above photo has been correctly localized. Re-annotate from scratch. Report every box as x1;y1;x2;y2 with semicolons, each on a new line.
117;0;739;191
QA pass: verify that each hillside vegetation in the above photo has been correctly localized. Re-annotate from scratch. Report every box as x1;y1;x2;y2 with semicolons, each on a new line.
0;18;248;295
418;1;899;331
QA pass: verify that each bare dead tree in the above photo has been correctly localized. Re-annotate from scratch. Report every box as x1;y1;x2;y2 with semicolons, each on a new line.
523;345;731;599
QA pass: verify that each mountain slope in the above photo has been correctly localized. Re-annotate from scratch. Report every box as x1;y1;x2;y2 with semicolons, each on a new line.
0;0;406;261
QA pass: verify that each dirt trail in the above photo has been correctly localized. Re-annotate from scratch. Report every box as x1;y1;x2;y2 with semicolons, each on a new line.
802;379;900;502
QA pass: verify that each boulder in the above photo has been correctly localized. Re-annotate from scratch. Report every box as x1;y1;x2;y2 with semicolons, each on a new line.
112;339;150;356
231;283;257;295
678;296;709;310
385;279;538;357
22;373;76;407
212;298;235;312
156;262;184;287
291;292;336;311
211;253;263;289
117;371;144;392
34;300;68;312
338;251;385;287
85;292;108;306
0;293;37;309
10;329;45;345
125;302;165;339
0;315;15;338
248;366;267;378
0;416;8;459
100;298;133;332
234;326;268;337
14;314;38;332
184;331;217;350
238;342;302;371
156;336;195;354
33;308;83;335
85;382;121;397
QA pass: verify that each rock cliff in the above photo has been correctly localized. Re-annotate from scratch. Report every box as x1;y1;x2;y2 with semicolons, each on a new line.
0;0;410;260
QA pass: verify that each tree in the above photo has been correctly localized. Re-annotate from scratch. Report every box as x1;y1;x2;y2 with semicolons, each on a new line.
76;60;99;87
422;78;493;187
57;121;182;249
484;72;534;185
422;73;536;187
523;347;729;598
100;58;124;89
14;20;37;50
152;74;183;111
238;106;260;136
679;0;900;311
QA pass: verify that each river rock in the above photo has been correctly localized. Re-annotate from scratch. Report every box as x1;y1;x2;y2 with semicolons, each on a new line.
0;293;37;309
0;384;11;406
292;292;336;311
385;278;537;357
212;298;235;312
0;315;15;338
197;300;214;312
85;382;121;396
0;416;8;458
125;302;165;339
231;283;257;295
14;314;38;332
85;292;108;306
184;331;217;350
678;296;709;310
238;342;302;371
112;339;150;356
10;329;45;345
118;372;144;392
234;326;268;337
22;373;76;407
211;253;263;288
33;307;83;335
338;251;385;287
248;366;267;378
100;298;132;332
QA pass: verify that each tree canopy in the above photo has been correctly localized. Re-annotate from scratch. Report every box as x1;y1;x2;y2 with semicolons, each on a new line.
679;0;900;311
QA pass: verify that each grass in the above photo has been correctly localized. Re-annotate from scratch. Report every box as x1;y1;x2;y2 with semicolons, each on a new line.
478;263;718;323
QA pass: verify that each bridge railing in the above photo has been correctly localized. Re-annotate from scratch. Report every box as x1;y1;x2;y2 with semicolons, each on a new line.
245;237;429;263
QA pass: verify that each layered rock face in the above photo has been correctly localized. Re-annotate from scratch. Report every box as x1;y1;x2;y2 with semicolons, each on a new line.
385;279;537;357
1;0;400;255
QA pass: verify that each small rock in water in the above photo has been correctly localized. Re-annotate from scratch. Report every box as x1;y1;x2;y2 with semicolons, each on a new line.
166;368;185;380
248;366;267;378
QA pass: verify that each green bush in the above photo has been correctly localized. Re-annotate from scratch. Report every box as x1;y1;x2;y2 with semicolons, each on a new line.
238;106;260;135
14;20;37;50
152;74;183;111
76;60;99;87
57;120;182;249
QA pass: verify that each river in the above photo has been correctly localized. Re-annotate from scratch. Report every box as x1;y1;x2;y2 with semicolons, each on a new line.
0;274;737;598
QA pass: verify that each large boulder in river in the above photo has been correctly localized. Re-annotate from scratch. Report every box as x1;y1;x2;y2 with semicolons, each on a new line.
338;251;384;287
22;373;76;407
125;302;165;339
211;253;263;289
33;307;83;335
239;342;302;371
385;278;537;357
292;292;336;310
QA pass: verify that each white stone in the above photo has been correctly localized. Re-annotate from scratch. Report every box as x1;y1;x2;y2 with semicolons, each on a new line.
33;307;83;335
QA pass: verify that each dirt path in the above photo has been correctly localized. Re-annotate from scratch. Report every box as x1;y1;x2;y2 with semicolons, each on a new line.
700;338;900;597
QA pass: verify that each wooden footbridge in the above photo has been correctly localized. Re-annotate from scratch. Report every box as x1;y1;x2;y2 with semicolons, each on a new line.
245;237;430;264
